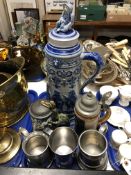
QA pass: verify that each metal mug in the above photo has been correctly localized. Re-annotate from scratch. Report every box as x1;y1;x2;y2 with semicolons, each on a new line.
78;130;108;170
19;127;52;168
48;127;78;168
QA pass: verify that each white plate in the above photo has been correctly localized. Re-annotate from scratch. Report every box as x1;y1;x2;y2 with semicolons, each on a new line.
108;106;130;127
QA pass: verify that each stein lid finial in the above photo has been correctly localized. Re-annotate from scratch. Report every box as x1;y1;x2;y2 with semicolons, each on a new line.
56;3;74;33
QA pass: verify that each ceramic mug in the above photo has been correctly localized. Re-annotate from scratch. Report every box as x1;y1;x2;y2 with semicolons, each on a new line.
110;129;128;149
19;127;53;168
117;143;131;162
118;85;131;107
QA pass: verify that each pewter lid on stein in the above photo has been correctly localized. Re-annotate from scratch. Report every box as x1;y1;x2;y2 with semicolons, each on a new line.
74;91;101;119
29;99;55;120
48;29;80;48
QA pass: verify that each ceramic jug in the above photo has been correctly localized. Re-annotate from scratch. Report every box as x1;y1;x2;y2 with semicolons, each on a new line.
44;3;104;115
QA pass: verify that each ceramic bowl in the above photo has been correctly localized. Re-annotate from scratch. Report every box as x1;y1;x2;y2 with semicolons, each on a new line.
107;106;130;128
100;85;118;105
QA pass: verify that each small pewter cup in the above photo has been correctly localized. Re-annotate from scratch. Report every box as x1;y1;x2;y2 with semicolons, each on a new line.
19;127;52;168
49;127;78;168
78;130;108;170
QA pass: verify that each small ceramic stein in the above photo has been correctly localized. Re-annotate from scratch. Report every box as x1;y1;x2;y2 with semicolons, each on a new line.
74;91;111;130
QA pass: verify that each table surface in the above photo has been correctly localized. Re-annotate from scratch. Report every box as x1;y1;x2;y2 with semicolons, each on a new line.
0;167;126;175
0;80;127;175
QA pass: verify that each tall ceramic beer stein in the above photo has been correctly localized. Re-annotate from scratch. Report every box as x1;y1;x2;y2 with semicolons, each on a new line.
44;3;104;115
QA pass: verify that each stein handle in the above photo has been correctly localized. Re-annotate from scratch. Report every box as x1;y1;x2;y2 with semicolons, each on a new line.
98;107;111;125
79;52;104;94
43;127;53;136
19;127;29;139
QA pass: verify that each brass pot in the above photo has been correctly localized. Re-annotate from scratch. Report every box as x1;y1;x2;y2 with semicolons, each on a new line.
13;46;45;81
0;128;21;164
0;57;28;127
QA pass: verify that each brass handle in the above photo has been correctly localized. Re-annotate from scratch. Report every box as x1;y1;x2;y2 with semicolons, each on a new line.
40;100;55;110
98;107;111;125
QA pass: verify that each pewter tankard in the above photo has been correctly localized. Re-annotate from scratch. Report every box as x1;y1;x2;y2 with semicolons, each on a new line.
44;3;104;115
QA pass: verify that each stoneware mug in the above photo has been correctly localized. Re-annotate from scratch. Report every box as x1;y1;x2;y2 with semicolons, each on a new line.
44;3;104;115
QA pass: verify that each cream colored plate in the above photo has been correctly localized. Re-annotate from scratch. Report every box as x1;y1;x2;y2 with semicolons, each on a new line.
108;106;130;127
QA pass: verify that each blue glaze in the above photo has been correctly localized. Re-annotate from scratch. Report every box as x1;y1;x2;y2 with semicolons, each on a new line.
45;43;81;57
38;91;50;100
45;46;103;114
28;90;38;103
80;52;104;94
106;103;131;172
54;153;75;169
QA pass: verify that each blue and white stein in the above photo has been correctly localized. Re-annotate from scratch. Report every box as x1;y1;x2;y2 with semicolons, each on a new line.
44;3;104;115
